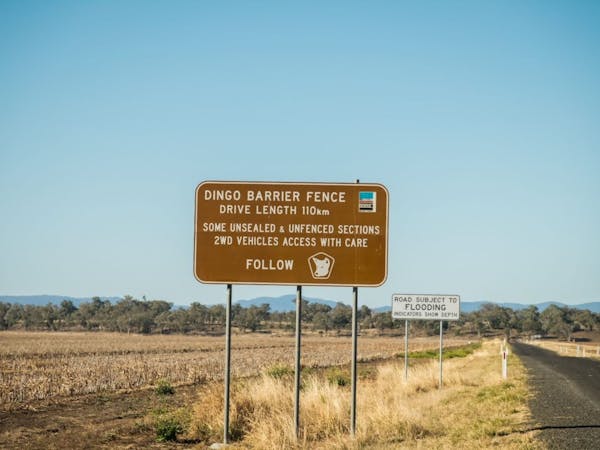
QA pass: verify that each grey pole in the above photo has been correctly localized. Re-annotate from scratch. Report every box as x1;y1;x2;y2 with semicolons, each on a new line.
294;285;302;439
350;178;359;436
224;284;232;444
351;286;358;436
404;320;409;381
439;320;443;389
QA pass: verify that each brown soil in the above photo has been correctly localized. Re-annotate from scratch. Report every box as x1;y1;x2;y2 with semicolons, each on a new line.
0;383;204;450
571;330;600;344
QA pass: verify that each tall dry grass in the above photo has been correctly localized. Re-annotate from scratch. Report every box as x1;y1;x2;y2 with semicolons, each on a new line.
189;340;540;449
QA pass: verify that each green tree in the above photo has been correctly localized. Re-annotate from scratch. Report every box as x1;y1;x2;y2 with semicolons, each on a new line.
148;300;172;317
303;301;332;323
0;302;10;330
59;300;77;328
188;302;208;331
4;304;23;328
540;305;572;340
359;305;372;321
519;306;542;335
41;303;58;330
23;305;43;330
208;304;226;331
373;312;393;334
479;303;511;331
573;309;595;332
312;311;332;334
77;297;112;330
237;304;270;332
329;303;352;330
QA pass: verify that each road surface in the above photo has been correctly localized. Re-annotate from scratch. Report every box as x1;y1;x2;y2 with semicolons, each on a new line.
512;342;600;449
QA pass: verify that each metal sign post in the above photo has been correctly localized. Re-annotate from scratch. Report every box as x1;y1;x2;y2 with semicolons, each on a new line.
391;294;460;391
404;320;409;381
223;284;232;444
350;286;358;436
350;179;359;437
294;285;302;439
439;320;443;389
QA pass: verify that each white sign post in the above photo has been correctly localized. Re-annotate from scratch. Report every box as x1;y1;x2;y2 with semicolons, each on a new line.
391;294;460;389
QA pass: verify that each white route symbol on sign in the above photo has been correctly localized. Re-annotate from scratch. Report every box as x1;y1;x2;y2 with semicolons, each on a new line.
308;252;335;279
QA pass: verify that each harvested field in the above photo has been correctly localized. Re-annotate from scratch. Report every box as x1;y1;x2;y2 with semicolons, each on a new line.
0;331;472;409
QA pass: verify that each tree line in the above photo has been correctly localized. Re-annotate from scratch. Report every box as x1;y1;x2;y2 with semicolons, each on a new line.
0;296;598;339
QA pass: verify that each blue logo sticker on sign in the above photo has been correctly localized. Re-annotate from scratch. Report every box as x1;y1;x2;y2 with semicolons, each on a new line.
359;191;376;212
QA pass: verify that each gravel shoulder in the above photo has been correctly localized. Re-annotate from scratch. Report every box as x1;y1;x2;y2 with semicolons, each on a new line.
512;342;600;450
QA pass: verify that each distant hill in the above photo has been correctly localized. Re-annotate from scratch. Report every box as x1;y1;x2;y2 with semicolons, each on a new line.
236;294;338;312
576;302;600;313
2;295;598;314
233;297;600;314
459;301;600;314
361;301;600;314
0;295;121;307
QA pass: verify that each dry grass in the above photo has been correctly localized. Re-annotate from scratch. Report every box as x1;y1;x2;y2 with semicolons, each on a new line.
0;331;470;408
189;340;541;449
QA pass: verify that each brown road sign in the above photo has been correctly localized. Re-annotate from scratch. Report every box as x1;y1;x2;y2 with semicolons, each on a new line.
194;181;389;286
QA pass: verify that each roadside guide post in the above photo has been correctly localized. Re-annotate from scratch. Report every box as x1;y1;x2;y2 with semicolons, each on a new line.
500;339;508;379
194;181;389;443
391;294;460;390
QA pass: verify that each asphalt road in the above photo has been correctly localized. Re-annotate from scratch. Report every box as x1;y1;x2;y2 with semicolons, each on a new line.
512;342;600;450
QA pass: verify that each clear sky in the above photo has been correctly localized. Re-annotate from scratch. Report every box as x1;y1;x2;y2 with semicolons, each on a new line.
1;1;599;308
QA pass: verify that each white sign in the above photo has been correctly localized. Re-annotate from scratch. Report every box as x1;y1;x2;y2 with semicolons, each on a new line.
391;294;460;321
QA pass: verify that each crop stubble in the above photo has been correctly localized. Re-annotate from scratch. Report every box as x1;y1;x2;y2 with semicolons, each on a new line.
0;331;469;408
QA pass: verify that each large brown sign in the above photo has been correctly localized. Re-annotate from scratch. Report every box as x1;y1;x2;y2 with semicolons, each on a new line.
194;181;388;286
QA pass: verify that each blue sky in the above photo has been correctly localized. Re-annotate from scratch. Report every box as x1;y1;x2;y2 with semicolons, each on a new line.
1;1;599;308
